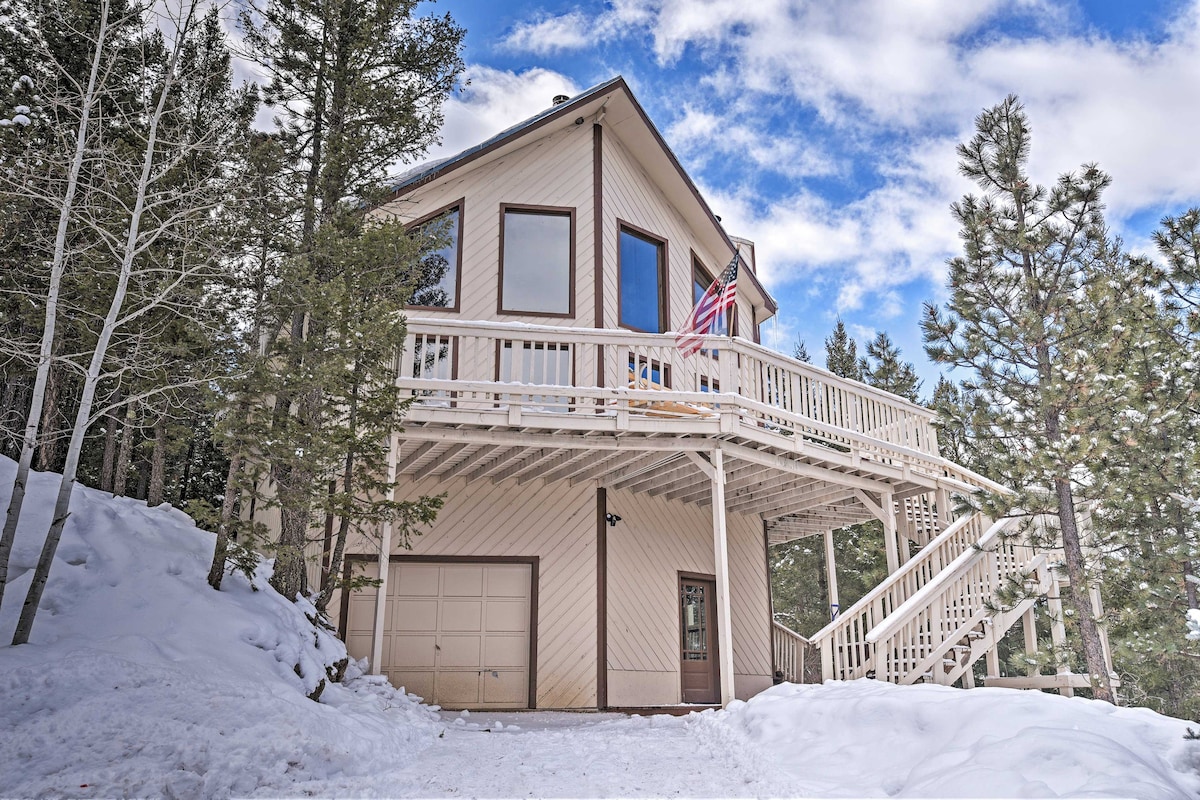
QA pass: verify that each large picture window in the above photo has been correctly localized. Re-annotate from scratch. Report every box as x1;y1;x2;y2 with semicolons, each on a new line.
500;206;574;316
619;224;666;332
409;201;463;310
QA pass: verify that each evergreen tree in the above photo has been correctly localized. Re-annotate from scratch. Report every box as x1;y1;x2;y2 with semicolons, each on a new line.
859;331;922;402
824;319;862;380
793;337;810;363
922;95;1128;701
237;0;465;601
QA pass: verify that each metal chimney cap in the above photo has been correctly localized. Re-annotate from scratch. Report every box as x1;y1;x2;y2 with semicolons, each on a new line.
552;94;570;106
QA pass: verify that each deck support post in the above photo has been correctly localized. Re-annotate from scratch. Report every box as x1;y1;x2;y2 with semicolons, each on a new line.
882;491;899;575
1023;606;1038;677
823;529;840;621
370;433;399;676
935;488;953;531
1046;569;1073;697
698;447;736;706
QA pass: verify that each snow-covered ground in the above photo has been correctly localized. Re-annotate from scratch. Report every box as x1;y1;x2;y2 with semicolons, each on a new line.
1;456;1198;799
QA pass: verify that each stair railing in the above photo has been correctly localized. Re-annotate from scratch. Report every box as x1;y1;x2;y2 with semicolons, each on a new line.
865;515;1047;685
806;511;990;681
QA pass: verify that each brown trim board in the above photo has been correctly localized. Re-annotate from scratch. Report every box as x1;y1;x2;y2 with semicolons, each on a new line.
593;122;606;387
341;553;541;710
763;523;776;679
596;488;608;709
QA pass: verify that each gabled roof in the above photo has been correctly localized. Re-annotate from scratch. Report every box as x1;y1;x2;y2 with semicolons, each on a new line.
390;76;777;318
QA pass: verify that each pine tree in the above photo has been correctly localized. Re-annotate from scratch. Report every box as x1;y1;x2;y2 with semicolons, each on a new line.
859;331;922;402
922;95;1128;701
793;337;811;363
823;319;862;380
237;0;465;601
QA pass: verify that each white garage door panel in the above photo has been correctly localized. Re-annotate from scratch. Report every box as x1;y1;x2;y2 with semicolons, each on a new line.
443;566;484;596
397;564;440;595
441;600;483;631
483;670;526;704
484;636;527;667
486;600;527;631
348;561;532;709
487;568;528;597
394;599;438;631
391;634;436;667
391;670;434;699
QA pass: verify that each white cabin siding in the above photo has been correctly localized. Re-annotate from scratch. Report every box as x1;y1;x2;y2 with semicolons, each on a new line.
382;125;598;327
600;132;754;338
605;487;773;705
345;474;599;709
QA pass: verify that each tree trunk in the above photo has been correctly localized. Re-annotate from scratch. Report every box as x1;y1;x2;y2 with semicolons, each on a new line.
36;359;60;471
207;453;242;590
272;490;311;601
112;403;136;497
147;419;166;506
1054;478;1114;702
178;426;196;504
99;410;118;493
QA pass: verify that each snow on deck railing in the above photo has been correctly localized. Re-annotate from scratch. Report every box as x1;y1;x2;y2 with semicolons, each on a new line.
396;319;1005;490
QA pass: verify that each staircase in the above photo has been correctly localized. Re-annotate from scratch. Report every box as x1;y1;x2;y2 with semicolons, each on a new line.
773;510;1053;687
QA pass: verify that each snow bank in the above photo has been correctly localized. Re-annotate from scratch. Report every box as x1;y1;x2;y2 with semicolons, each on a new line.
724;681;1200;798
0;457;439;798
2;455;1199;798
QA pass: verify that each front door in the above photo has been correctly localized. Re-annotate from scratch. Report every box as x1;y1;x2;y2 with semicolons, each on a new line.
679;575;720;704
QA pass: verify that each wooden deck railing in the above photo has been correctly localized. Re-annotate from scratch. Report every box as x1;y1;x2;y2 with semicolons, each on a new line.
397;318;1008;492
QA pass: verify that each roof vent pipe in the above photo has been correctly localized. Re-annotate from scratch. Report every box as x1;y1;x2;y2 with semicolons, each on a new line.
552;94;569;106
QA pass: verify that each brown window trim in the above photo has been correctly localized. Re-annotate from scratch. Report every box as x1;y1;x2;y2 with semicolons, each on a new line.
341;553;541;709
616;218;669;333
498;203;577;319
403;197;465;313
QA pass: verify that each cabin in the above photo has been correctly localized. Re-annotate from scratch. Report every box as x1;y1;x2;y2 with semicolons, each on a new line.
302;77;1109;710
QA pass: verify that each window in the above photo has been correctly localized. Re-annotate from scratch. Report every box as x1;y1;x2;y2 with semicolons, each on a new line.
619;225;667;332
500;206;574;316
692;257;736;337
409;202;462;310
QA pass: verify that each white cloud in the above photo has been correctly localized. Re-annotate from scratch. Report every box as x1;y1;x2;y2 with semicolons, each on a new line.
500;12;592;56
667;105;841;179
420;66;582;164
496;1;1200;326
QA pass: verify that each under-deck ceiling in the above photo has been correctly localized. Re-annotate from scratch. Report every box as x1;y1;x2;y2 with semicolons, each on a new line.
391;418;947;545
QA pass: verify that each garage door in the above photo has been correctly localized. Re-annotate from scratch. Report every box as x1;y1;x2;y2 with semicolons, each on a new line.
345;560;532;709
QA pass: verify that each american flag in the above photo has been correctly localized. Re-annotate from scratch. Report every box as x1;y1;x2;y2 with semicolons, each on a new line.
676;252;739;357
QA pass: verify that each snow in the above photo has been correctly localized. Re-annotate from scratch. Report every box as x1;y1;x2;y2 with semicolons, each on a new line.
1;454;1198;798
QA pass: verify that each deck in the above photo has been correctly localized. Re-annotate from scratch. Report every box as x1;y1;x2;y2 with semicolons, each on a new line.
393;317;1001;541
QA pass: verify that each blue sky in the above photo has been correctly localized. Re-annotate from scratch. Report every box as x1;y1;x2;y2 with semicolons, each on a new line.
417;0;1200;393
